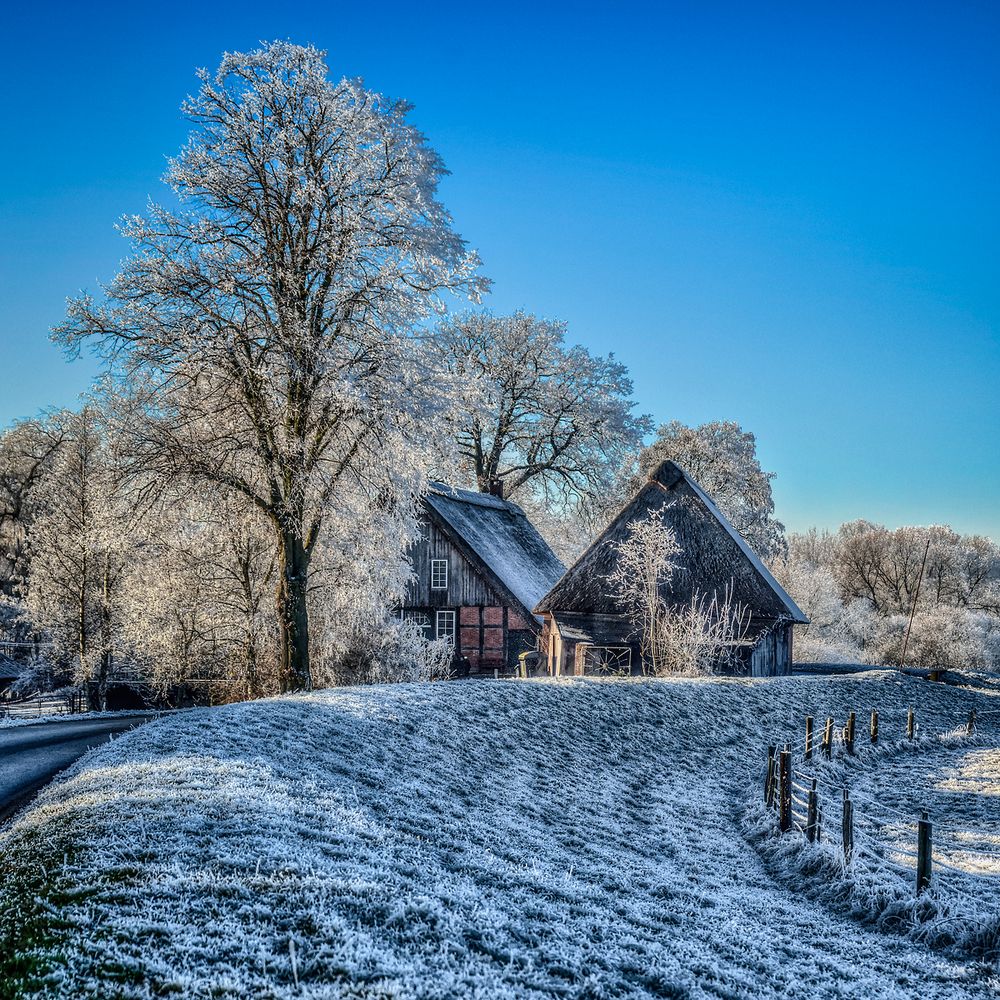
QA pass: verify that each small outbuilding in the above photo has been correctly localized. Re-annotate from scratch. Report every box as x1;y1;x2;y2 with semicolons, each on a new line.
533;460;808;676
402;482;565;673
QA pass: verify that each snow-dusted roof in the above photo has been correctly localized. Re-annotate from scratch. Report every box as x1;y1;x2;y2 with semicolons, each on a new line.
424;483;565;618
535;461;809;624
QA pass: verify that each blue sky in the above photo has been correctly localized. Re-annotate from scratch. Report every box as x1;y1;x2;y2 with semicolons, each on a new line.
1;1;997;539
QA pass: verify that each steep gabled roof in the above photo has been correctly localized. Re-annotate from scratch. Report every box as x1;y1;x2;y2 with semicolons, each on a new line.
424;483;566;619
534;461;808;623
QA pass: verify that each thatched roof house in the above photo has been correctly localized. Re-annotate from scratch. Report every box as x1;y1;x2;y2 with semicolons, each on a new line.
402;483;565;673
534;460;808;676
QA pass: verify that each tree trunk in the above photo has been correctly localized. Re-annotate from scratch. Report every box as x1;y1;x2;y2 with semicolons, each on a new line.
97;552;112;712
97;650;110;712
276;529;312;692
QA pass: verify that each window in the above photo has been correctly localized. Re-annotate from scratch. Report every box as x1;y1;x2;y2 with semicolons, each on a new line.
436;610;456;643
402;611;431;637
430;558;448;590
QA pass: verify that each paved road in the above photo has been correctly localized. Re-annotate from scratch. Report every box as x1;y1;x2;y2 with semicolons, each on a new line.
0;715;154;823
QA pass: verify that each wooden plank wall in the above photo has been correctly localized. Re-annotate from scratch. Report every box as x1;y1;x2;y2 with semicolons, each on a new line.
406;519;505;608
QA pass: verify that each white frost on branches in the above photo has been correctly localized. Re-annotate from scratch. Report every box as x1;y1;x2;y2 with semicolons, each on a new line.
609;505;750;675
54;41;487;691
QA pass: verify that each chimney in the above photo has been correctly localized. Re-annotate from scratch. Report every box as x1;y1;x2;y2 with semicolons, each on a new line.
485;477;505;500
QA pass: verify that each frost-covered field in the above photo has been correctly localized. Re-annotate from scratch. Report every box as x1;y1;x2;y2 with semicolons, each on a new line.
1;673;998;999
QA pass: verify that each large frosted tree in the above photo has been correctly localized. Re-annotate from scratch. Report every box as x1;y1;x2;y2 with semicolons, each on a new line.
56;42;486;691
427;310;651;508
631;420;786;559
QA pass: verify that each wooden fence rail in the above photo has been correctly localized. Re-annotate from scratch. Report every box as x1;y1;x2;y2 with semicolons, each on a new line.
763;704;994;898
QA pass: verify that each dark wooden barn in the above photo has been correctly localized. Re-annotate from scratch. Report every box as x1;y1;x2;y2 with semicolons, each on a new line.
534;461;808;677
402;483;565;673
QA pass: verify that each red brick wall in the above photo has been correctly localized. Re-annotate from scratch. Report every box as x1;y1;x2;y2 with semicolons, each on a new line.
483;606;503;626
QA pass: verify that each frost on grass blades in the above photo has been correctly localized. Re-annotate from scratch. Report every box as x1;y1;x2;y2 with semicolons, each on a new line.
1;673;998;999
746;705;1000;962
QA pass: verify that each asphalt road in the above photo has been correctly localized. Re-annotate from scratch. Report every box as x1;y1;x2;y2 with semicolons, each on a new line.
0;715;153;823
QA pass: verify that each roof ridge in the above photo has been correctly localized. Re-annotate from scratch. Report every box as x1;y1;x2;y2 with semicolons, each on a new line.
427;481;524;514
534;462;808;625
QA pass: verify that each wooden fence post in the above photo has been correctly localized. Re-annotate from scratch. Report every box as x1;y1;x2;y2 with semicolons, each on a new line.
841;788;853;862
907;707;915;740
823;717;834;760
806;778;818;843
805;716;813;760
870;709;879;744
765;745;776;807
967;709;976;735
916;811;932;895
778;744;792;833
845;711;856;755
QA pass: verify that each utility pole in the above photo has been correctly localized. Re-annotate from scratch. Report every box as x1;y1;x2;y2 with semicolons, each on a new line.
900;539;930;672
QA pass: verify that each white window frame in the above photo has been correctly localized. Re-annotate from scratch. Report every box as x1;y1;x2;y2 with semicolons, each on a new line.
436;610;456;643
402;611;431;636
430;558;449;591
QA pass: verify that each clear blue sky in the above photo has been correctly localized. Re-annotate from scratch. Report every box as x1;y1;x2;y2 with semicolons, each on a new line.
1;1;997;539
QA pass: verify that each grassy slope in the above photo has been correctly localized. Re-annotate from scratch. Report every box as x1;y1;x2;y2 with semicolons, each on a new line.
0;673;998;999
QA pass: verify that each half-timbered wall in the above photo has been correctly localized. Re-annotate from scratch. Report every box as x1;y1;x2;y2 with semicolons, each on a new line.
404;516;541;671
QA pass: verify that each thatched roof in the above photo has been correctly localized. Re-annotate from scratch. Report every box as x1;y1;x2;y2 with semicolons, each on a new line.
425;483;565;620
534;461;808;623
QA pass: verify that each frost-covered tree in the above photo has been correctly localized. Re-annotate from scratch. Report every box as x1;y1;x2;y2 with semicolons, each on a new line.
630;421;786;559
121;491;278;701
26;407;139;709
307;477;453;685
608;505;750;675
777;524;1000;668
771;544;875;663
0;415;67;604
607;506;681;674
834;521;1000;616
427;311;651;510
55;42;486;691
873;606;1000;672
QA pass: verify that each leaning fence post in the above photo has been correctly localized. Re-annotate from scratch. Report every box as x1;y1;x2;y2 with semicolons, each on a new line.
765;745;777;807
907;707;915;740
916;811;932;895
823;717;834;760
841;788;853;862
806;778;818;843
778;743;792;833
805;716;814;760
870;709;879;744
967;709;976;735
845;711;856;755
